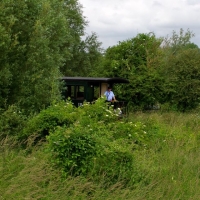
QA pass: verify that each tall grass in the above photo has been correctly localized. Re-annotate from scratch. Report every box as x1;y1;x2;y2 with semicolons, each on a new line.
1;111;200;199
129;111;200;199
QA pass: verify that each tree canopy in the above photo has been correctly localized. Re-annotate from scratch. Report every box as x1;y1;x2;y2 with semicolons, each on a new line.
0;0;199;113
0;0;103;114
100;29;200;111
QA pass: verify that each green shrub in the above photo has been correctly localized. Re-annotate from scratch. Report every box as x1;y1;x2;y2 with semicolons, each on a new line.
47;126;97;176
111;121;149;146
0;105;27;139
46;98;150;186
91;139;144;186
21;101;76;140
21;98;117;141
77;97;119;125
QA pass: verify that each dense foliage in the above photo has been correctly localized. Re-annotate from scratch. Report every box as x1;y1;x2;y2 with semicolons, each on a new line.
1;0;200;198
63;32;104;77
14;98;152;185
0;0;69;113
99;33;164;109
100;29;200;111
0;0;103;114
160;29;200;111
2;106;200;199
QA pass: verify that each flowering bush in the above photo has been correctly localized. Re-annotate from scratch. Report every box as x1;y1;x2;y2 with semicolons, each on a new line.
45;98;150;185
17;97;152;185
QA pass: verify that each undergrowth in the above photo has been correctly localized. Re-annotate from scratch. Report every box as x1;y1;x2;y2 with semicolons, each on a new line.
1;100;200;199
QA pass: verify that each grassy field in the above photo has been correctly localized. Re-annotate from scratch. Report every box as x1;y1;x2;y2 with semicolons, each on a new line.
1;111;200;200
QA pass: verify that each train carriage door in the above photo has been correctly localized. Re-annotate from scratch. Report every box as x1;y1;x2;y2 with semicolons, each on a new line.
86;82;94;102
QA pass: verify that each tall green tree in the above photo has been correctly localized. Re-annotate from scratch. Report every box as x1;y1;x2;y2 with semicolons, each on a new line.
0;0;87;114
102;33;164;109
62;32;103;77
0;14;12;107
161;29;200;111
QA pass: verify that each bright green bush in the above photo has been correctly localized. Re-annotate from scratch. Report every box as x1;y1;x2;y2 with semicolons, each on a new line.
21;101;76;140
47;126;97;176
47;124;141;185
91;139;144;186
4;97;155;185
46;98;151;185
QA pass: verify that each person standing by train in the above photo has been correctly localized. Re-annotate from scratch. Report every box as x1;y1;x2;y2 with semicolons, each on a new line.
104;86;115;102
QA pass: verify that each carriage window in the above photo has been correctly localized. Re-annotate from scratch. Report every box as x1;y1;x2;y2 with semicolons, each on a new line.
66;85;74;99
66;85;84;100
76;85;84;99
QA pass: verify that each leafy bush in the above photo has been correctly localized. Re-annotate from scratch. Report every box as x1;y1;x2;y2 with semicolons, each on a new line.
91;139;144;186
46;98;151;185
47;124;140;185
7;97;155;186
21;101;76;140
0;105;27;139
47;126;97;176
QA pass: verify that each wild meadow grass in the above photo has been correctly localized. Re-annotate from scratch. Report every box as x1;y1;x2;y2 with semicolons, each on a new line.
1;111;200;199
129;111;200;199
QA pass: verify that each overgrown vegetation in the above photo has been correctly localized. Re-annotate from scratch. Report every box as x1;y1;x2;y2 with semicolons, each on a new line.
0;0;103;115
1;102;200;199
1;0;200;199
10;98;151;185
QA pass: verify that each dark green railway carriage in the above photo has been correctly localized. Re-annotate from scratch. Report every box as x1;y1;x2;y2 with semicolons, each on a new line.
61;77;129;108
